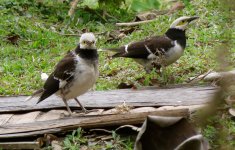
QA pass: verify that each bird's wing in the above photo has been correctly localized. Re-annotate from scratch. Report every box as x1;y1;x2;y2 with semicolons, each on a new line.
37;52;77;103
112;36;174;59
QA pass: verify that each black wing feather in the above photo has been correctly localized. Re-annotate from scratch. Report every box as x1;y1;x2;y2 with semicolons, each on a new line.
112;36;174;59
37;52;76;104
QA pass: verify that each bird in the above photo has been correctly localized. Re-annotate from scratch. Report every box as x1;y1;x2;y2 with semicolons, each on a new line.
27;33;99;116
105;16;199;73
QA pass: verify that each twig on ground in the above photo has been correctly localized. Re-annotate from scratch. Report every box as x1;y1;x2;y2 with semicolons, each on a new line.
68;0;79;17
115;125;141;132
188;69;213;84
59;33;81;36
103;11;120;22
59;31;106;37
90;129;113;134
116;1;184;27
116;19;157;27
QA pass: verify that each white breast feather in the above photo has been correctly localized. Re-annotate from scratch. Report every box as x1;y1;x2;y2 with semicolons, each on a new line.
164;41;184;66
63;55;98;100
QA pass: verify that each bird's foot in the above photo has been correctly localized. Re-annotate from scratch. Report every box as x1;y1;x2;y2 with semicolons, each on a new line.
61;109;101;118
60;111;77;118
74;109;100;114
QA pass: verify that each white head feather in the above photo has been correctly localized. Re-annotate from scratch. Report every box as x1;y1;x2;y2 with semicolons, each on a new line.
79;33;96;49
170;16;199;30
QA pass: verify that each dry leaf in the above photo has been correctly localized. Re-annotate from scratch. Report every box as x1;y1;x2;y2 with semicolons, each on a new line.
7;34;20;45
105;27;137;43
107;69;119;77
51;141;63;150
115;100;133;113
168;1;185;14
135;10;168;21
36;134;58;147
135;1;184;22
117;82;136;89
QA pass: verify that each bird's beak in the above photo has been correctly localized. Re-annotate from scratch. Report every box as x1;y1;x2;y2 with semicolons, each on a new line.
86;41;92;46
187;16;199;23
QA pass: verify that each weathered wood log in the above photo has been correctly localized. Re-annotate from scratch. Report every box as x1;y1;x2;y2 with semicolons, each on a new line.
0;108;189;138
0;141;41;149
0;85;212;139
0;86;216;113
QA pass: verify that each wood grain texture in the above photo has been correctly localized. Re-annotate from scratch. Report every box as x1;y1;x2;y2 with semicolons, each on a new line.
0;142;40;149
6;111;41;125
0;108;189;138
0;85;216;113
0;114;13;125
0;85;215;139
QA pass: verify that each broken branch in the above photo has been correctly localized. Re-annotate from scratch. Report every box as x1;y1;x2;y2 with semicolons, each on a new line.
68;0;79;17
116;19;156;27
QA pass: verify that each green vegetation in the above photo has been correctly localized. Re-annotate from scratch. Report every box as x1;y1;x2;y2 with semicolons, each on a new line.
63;128;133;150
0;0;234;95
0;0;234;149
201;111;235;149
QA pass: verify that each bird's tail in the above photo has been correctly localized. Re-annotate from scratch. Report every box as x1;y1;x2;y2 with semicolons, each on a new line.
25;72;48;101
99;48;121;53
111;52;123;58
25;88;44;101
99;48;122;59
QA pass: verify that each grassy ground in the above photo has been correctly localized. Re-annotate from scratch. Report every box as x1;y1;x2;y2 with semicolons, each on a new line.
0;0;234;149
1;0;233;95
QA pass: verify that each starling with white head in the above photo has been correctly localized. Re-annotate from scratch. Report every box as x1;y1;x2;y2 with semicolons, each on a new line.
28;33;99;116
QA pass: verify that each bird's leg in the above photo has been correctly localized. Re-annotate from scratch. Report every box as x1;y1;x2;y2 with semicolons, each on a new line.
144;67;152;74
61;89;73;116
74;97;88;113
161;66;168;84
156;67;162;76
151;62;162;76
62;97;72;116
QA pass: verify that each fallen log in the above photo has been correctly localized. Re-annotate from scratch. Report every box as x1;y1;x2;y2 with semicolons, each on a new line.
0;85;216;113
0;108;189;138
0;141;41;149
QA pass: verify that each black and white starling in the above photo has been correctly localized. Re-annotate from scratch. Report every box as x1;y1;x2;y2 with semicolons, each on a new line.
106;16;199;73
27;33;99;116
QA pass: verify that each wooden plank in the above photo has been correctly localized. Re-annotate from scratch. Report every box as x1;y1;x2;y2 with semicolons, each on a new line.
0;114;13;125
0;142;41;149
0;86;216;113
0;128;61;139
5;111;41;125
35;109;105;122
36;110;67;122
0;108;189;138
157;105;207;113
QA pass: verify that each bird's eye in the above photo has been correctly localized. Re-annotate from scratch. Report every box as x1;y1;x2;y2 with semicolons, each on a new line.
83;41;86;44
91;41;94;44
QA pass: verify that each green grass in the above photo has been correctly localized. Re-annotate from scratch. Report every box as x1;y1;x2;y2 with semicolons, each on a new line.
0;0;234;95
201;110;235;149
0;0;234;149
62;128;134;150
